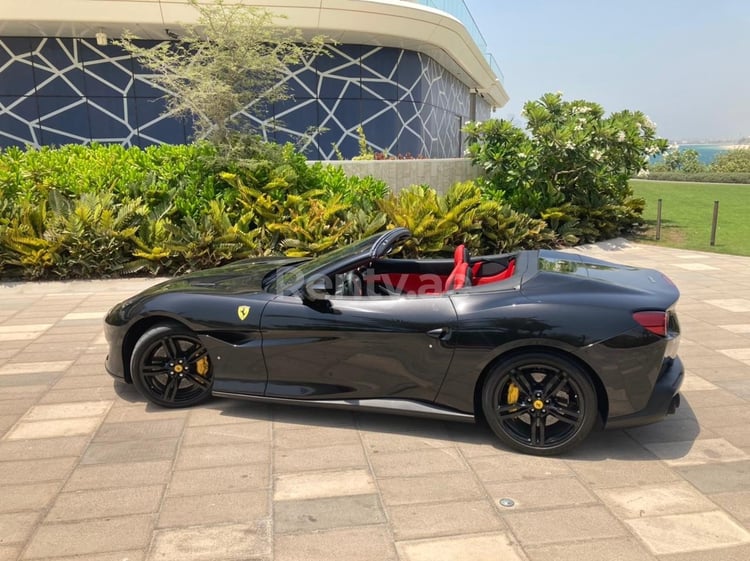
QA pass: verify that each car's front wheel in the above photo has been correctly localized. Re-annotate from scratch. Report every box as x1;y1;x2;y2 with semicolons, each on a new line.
130;324;214;408
482;352;597;456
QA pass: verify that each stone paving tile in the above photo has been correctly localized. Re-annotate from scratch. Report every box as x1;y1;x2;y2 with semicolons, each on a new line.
625;511;750;555
676;460;750;493
0;482;61;513
642;437;748;466
104;404;189;423
368;447;466;477
396;532;526;561
81;436;178;465
359;429;456;454
64;460;173;491
468;452;573;483
378;472;485;506
710;490;750;522
45;485;164;522
0;414;19;436
504;505;628;545
0;545;21;561
181;421;271;447
594;481;716;519
0;396;37;414
6;417;102;440
168;463;269;497
93;418;185;442
658;544;750;561
484;476;597;511
566;457;680;488
387;499;504;540
175;442;271;470
714;377;750;400
158;490;268;528
23;514;154;559
186;400;272;425
148;522;270;561
37;385;124;404
274;526;396;561
523;537;657;561
273;424;359;449
52;375;117;389
26;552;145;561
626;416;713;444
274;468;374;501
21;400;112;421
2;457;77;485
0;511;40;544
0;360;72;375
712;423;750;449
275;442;367;473
275;494;384;533
679;388;746;408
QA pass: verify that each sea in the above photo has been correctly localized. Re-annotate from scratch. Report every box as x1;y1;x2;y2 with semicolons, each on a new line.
652;144;735;166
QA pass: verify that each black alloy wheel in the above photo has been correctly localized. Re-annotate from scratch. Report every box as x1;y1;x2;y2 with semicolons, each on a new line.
482;352;597;455
130;324;214;408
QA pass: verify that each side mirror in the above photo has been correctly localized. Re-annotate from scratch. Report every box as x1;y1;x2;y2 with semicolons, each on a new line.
302;277;330;302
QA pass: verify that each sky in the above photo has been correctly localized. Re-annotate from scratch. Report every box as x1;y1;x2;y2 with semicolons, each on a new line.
464;0;750;142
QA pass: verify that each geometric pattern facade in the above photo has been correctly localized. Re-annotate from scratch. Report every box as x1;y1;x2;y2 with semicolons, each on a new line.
0;37;490;158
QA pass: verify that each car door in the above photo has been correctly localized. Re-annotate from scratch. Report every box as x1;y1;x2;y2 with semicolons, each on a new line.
259;293;458;401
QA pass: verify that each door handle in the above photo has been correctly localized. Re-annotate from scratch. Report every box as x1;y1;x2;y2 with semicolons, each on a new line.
426;328;450;340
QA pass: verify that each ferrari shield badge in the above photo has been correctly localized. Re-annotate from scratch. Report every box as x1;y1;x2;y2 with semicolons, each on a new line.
237;305;250;321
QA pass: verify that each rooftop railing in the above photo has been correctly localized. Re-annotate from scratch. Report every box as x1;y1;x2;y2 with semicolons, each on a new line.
414;0;504;83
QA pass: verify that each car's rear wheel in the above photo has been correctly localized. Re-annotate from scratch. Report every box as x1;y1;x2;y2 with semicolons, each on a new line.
482;352;597;456
130;324;213;408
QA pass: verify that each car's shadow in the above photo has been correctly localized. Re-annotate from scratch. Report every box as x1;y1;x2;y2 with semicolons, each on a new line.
112;381;701;460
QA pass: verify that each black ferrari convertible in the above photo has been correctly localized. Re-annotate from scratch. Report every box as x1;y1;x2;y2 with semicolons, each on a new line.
105;228;683;455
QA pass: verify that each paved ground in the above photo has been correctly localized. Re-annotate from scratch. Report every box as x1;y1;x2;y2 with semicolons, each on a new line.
1;240;750;561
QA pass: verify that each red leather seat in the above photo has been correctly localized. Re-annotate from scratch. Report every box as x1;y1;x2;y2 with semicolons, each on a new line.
444;244;472;291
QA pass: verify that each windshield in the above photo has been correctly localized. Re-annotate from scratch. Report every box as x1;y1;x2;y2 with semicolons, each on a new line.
267;232;387;294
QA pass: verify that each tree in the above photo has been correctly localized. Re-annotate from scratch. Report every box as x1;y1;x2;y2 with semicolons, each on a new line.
119;0;328;149
464;92;668;241
653;147;705;173
710;148;750;173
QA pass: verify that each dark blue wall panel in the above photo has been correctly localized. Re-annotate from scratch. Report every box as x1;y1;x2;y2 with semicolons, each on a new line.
0;37;486;158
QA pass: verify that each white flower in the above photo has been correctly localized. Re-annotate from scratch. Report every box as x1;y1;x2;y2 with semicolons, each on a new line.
616;131;626;142
565;141;575;150
637;169;650;177
574;124;583;132
643;116;656;131
518;152;527;158
645;145;660;156
590;148;603;161
556;90;564;96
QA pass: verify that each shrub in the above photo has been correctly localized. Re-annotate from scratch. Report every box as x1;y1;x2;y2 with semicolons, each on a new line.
644;172;750;184
710;148;750;173
465;92;668;243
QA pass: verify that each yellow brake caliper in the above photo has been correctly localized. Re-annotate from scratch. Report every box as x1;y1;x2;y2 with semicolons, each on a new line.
507;382;520;407
196;356;210;376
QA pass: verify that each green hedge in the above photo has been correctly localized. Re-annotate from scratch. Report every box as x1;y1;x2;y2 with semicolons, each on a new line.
0;142;559;280
645;172;750;184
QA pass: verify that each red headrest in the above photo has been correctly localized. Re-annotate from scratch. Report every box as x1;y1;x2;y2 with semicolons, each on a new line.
453;244;469;265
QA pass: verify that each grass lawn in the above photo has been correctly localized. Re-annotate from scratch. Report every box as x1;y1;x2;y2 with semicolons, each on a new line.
629;179;750;256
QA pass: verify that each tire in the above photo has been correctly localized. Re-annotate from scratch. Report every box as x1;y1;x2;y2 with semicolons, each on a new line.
482;351;597;456
130;323;214;408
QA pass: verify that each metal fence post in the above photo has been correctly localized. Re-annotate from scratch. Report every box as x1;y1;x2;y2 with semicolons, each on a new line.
710;200;719;246
656;198;662;241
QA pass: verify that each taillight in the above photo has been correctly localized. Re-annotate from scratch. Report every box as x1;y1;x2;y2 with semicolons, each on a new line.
633;311;668;336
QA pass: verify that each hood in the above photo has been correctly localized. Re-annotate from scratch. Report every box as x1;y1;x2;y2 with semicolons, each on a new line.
140;256;306;297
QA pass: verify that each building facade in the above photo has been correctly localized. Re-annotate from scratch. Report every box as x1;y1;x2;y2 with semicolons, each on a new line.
0;0;508;159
